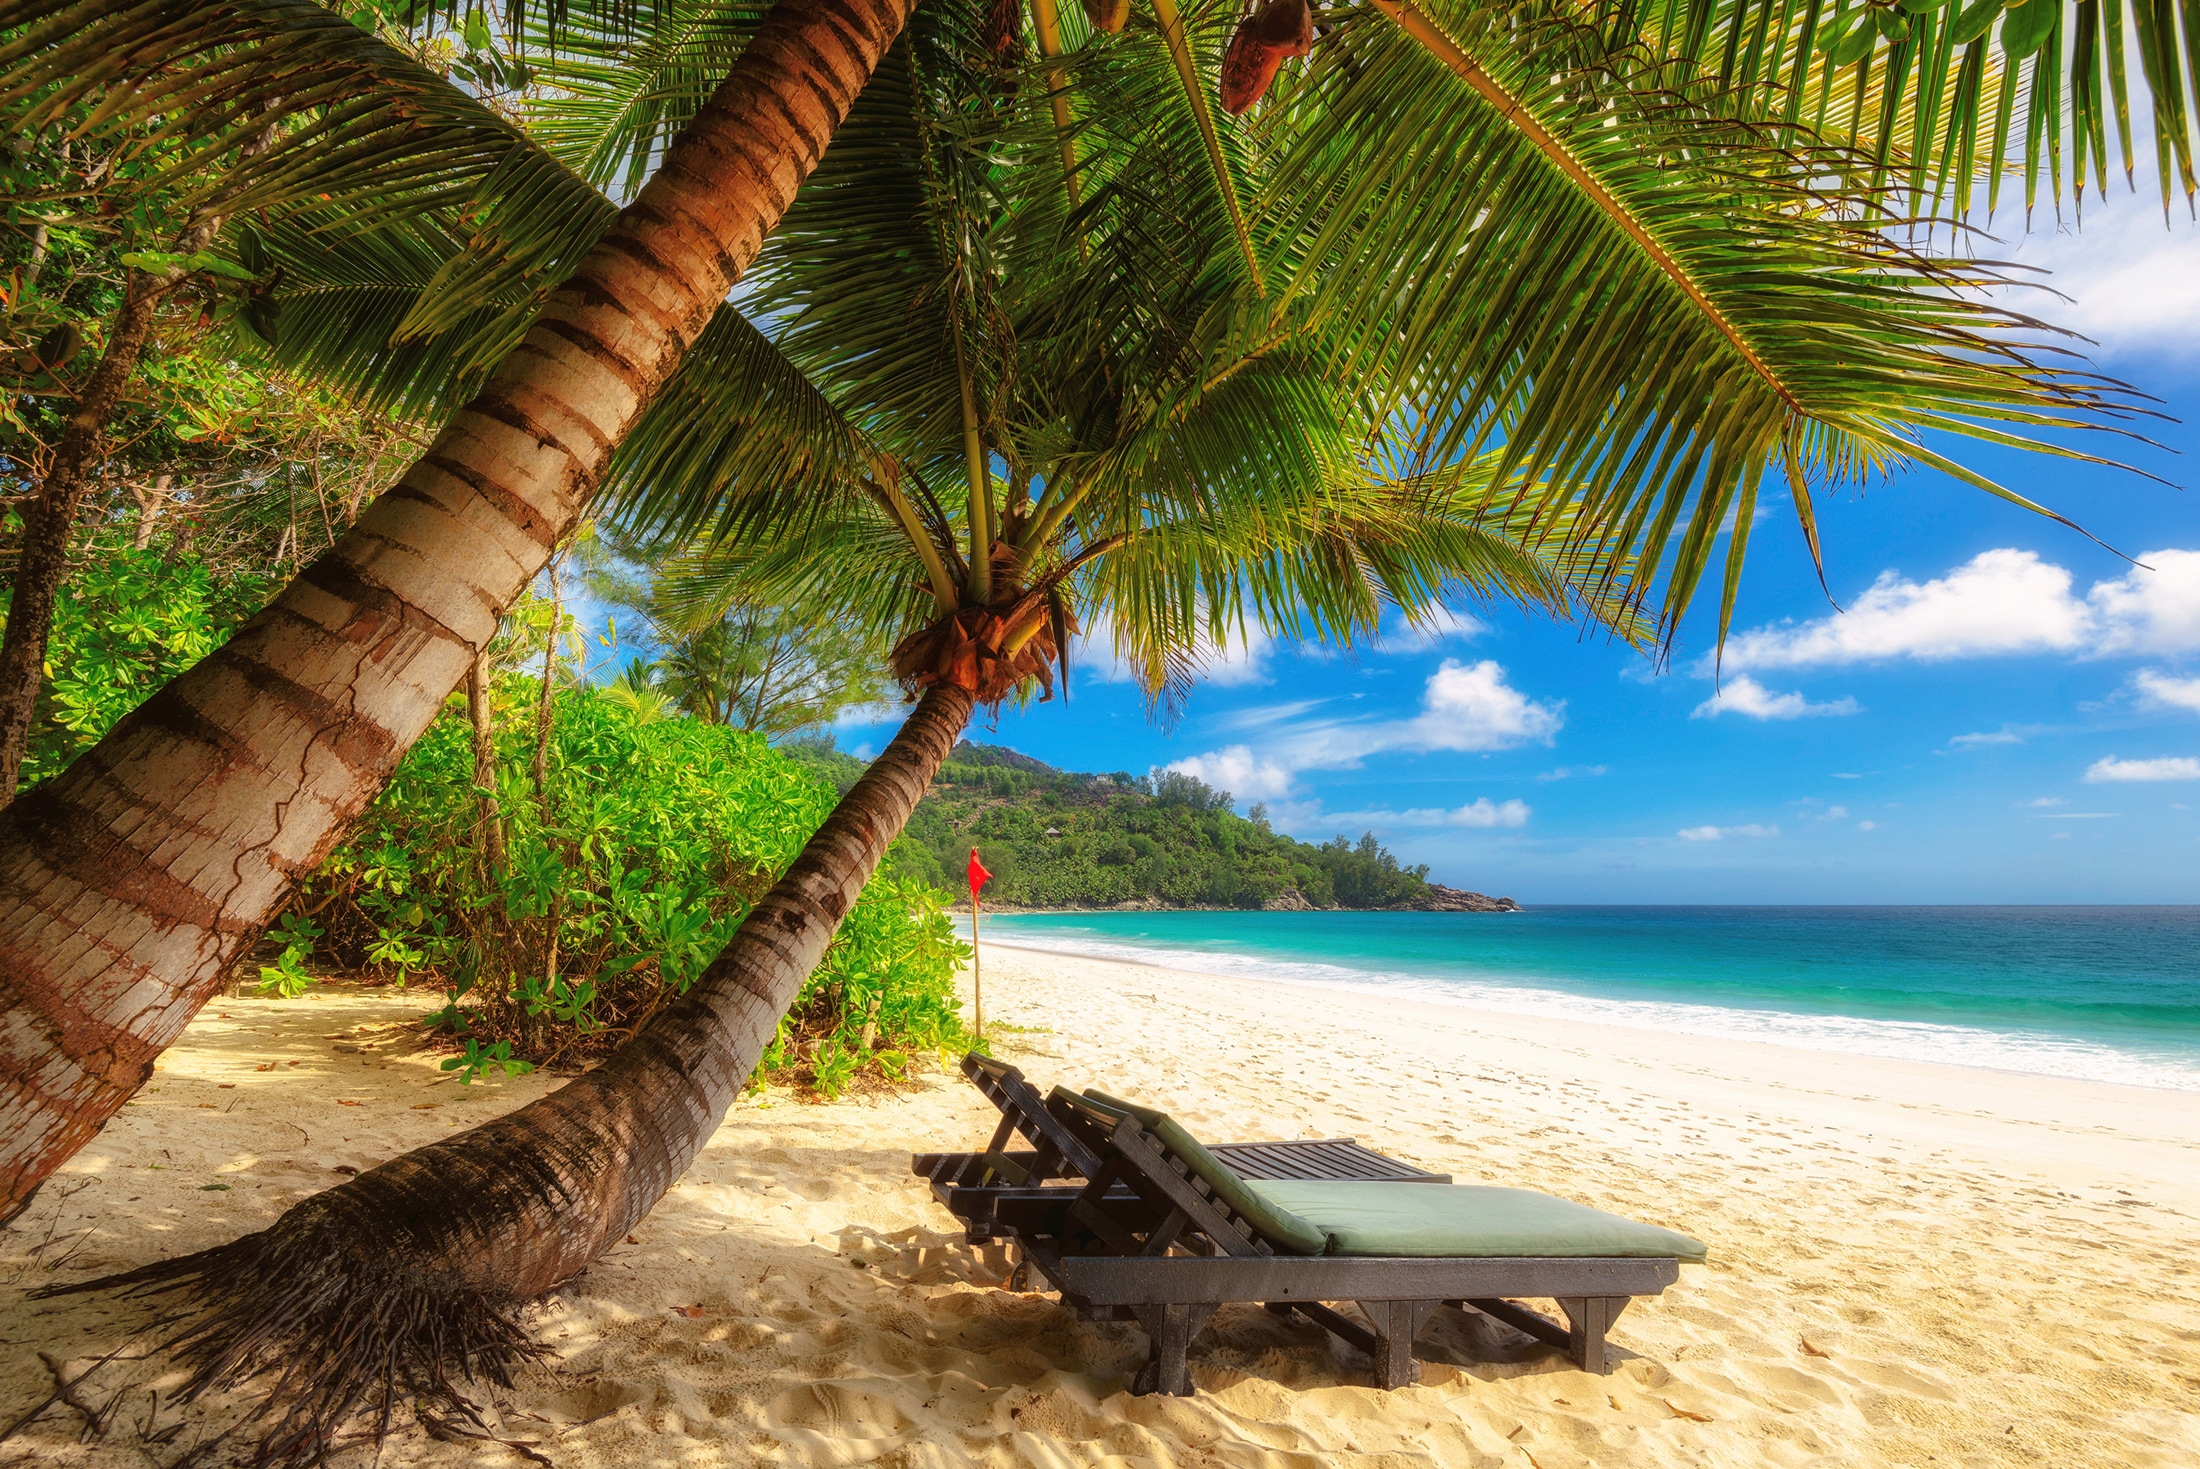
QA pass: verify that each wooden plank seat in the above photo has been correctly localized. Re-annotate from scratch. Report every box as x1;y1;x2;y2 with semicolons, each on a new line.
912;1053;1448;1243
929;1082;1705;1398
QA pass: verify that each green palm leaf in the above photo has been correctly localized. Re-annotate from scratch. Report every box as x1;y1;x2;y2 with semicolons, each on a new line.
512;0;769;195
1575;0;2200;218
1;0;526;222
1254;2;2148;646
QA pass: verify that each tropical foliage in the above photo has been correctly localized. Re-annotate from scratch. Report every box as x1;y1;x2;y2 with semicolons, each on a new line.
281;680;973;1094
0;0;2184;1454
10;0;2165;694
0;295;418;787
585;538;897;735
1587;0;2200;221
7;537;276;786
7;0;2178;1178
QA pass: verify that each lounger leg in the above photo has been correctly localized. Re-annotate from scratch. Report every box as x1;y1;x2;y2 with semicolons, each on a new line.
1557;1296;1631;1375
1356;1300;1437;1389
1130;1303;1216;1396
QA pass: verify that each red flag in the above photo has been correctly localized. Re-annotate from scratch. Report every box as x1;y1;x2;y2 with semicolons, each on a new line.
967;848;993;900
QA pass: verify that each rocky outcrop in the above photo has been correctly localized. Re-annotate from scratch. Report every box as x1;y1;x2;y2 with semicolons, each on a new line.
1261;887;1317;912
1405;884;1520;913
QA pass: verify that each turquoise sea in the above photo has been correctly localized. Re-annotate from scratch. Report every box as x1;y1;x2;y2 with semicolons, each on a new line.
974;907;2200;1092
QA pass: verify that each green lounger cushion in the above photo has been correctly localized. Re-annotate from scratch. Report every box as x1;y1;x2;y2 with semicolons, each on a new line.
1075;1089;1331;1256
1245;1178;1709;1262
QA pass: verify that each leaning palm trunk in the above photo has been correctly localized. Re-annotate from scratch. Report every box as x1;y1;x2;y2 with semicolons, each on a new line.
0;0;919;1225
43;682;974;1460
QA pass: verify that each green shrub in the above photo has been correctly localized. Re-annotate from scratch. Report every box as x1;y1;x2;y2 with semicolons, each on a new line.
280;682;972;1095
5;533;277;788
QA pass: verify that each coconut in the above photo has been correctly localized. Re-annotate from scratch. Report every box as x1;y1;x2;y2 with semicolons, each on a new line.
1219;0;1314;115
1083;0;1131;34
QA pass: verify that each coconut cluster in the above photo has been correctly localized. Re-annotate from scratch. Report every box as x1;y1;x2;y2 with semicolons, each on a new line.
1220;0;1314;114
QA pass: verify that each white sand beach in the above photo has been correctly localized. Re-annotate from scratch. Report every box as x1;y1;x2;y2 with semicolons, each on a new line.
4;944;2197;1468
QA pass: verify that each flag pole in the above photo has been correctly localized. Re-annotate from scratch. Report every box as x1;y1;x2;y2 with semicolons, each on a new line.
967;846;990;1043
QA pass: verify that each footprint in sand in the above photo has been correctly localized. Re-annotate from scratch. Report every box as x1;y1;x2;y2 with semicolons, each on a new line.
763;1381;916;1462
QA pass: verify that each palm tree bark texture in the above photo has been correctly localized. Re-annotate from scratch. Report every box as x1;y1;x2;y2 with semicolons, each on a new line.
0;0;920;1226
43;681;976;1458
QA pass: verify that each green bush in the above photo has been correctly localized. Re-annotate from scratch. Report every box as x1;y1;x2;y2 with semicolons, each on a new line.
4;532;277;788
281;682;972;1095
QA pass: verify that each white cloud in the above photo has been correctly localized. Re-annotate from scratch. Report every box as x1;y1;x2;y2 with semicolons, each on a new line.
1720;550;2089;668
2088;552;2200;657
1716;548;2200;672
1823;805;1848;820
1447;798;1531;828
2085;756;2200;783
1308;798;1533;831
1388;606;1488;646
1199;630;1275;687
2135;669;2200;715
1169;659;1562;797
1163;745;1297;801
1952;730;2024;748
1212;698;1330;733
1999;189;2200;362
1677;823;1779;842
1857;819;1878;831
1536;764;1609;782
1409;660;1565;750
2019;796;2066;808
1691;675;1861;721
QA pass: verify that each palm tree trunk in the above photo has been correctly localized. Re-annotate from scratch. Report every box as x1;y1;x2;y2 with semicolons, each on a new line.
0;272;168;804
42;681;975;1459
0;0;920;1226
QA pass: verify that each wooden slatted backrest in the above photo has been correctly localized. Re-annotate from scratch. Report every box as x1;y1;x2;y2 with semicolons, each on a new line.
1046;1091;1275;1260
961;1052;1104;1181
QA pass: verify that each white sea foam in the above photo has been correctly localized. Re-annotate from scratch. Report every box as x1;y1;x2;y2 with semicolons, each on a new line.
969;923;2200;1094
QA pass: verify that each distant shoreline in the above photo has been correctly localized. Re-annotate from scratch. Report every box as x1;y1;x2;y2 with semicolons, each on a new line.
959;905;2200;1094
959;902;1519;914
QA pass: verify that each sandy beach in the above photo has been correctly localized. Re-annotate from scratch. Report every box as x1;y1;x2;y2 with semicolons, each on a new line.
4;943;2197;1468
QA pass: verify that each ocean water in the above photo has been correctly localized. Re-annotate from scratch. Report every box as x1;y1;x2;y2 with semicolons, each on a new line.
971;907;2200;1092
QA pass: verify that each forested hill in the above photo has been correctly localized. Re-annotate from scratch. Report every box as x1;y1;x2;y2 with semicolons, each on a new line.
786;739;1516;912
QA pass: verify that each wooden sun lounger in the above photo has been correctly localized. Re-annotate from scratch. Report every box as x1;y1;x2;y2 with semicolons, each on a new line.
911;1053;1448;1244
947;1085;1686;1397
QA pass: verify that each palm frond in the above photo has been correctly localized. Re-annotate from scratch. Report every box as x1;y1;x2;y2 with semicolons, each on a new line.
598;305;893;551
1255;2;2148;649
513;0;769;197
1;0;526;224
247;208;517;421
1575;0;2200;219
1147;0;1265;288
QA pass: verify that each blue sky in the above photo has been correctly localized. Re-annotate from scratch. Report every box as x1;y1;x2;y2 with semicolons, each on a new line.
834;193;2200;904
